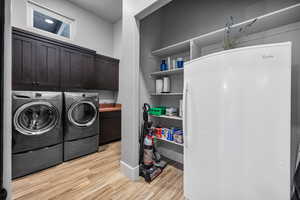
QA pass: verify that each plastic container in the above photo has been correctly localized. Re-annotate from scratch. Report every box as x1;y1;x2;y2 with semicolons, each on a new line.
162;77;170;93
161;128;167;139
154;128;162;138
167;129;174;141
155;79;163;93
176;58;184;68
166;107;178;116
160;60;168;71
148;107;166;116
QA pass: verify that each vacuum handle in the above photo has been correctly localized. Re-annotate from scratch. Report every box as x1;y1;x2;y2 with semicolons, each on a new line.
143;103;151;122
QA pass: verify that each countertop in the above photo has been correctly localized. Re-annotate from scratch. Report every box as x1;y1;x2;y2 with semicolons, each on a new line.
99;103;121;112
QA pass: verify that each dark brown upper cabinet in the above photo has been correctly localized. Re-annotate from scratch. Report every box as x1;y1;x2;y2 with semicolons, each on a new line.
95;55;119;91
12;27;119;91
12;34;37;89
82;53;95;89
60;47;84;90
60;49;97;90
12;36;61;91
35;41;60;90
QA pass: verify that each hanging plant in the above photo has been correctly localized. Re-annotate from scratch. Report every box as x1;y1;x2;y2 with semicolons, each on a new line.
223;16;257;50
223;16;236;50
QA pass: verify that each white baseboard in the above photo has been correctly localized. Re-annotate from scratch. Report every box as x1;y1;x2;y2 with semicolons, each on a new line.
120;160;140;181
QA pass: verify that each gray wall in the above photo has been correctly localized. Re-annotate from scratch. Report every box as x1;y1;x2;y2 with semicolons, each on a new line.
159;0;299;47
113;19;122;104
113;19;122;60
4;0;12;198
140;9;162;110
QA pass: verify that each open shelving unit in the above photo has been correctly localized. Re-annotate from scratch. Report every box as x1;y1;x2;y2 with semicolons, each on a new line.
150;68;184;78
150;92;183;96
149;43;186;163
155;137;184;147
151;3;300;61
150;115;182;121
151;40;190;57
142;3;300;165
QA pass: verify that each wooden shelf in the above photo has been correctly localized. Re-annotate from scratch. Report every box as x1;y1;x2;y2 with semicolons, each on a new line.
155;137;184;147
151;93;183;96
150;68;184;77
150;115;182;121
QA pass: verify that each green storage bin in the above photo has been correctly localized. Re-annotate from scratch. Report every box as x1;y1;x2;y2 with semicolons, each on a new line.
148;107;166;116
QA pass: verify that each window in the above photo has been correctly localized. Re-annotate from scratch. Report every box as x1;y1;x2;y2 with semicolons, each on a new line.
27;1;75;39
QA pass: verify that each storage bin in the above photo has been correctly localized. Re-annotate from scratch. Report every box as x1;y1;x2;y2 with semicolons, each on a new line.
148;107;166;116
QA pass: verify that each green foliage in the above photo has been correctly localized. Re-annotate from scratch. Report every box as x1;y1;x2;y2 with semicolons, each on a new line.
223;16;257;50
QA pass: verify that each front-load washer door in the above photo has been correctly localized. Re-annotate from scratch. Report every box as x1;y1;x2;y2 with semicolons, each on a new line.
14;101;59;135
68;101;97;127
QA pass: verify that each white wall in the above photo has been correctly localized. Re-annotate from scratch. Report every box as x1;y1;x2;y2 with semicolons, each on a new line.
113;19;122;103
12;0;114;57
4;0;12;198
120;0;157;180
113;19;122;59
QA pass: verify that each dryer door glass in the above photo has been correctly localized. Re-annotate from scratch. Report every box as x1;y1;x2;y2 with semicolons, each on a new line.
14;102;59;135
68;101;97;127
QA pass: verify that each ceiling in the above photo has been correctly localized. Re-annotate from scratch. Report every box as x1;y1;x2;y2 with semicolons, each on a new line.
67;0;122;23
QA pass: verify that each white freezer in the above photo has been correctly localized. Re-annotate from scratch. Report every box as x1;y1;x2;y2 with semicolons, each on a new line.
183;43;292;200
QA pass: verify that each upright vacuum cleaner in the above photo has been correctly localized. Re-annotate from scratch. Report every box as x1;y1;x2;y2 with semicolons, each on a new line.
139;103;167;182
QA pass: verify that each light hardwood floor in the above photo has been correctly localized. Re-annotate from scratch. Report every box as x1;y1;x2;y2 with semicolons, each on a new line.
12;142;184;200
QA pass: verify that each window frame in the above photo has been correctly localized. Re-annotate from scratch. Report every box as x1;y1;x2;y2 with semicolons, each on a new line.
26;0;75;40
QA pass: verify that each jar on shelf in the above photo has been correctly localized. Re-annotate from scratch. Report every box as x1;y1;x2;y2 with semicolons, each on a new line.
160;60;168;71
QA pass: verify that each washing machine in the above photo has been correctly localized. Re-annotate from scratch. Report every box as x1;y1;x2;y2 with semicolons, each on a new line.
63;92;99;161
12;91;63;179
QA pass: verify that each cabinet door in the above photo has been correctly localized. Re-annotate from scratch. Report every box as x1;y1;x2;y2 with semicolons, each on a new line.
112;59;119;90
60;48;83;89
99;111;121;145
12;35;36;89
82;53;95;89
95;56;119;90
36;41;60;90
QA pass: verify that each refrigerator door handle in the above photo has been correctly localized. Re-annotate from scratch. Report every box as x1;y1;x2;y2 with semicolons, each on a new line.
183;80;189;149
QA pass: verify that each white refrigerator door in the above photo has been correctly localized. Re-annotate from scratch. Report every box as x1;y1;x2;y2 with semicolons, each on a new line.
184;42;291;200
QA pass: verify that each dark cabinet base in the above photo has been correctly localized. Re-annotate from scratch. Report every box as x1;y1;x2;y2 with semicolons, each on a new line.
99;111;121;145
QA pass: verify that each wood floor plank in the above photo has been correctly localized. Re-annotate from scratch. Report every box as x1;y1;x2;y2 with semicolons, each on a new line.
12;142;184;200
